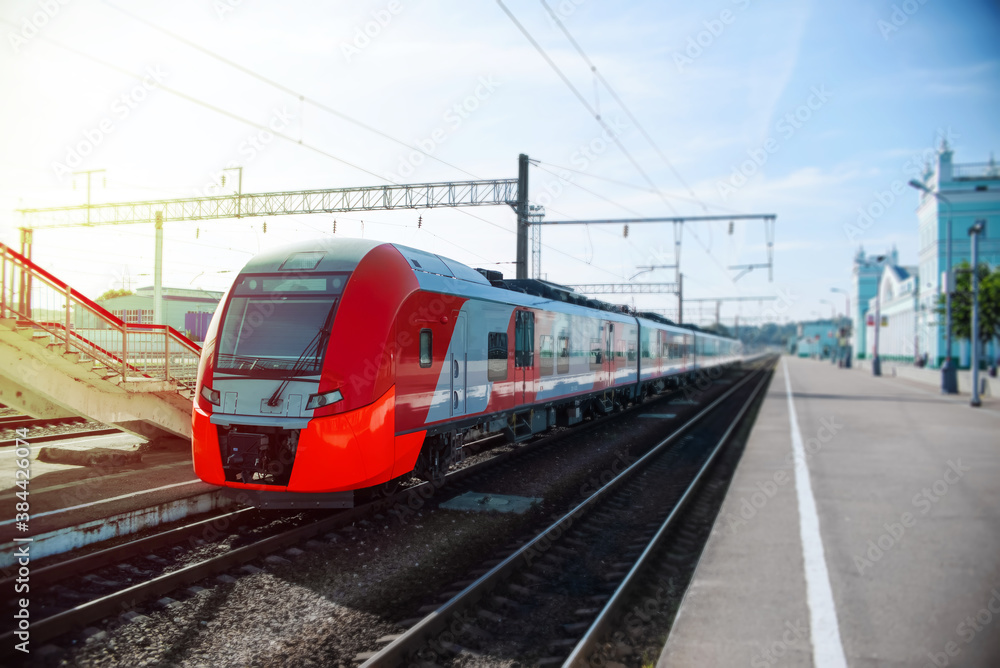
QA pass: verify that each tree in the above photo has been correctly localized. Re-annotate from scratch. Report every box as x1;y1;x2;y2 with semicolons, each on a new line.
95;288;134;302
937;261;1000;350
701;322;731;337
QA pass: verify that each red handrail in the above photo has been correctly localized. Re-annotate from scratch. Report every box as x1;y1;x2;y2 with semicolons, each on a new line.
0;241;202;389
0;242;201;353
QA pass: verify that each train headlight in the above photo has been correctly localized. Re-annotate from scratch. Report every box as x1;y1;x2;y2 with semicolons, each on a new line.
306;389;343;410
200;385;221;406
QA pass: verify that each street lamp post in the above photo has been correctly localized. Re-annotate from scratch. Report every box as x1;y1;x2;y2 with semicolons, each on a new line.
831;287;851;368
969;220;985;407
872;278;882;376
908;179;957;394
819;299;836;364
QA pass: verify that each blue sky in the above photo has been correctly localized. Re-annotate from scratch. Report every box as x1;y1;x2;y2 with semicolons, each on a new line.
0;0;998;325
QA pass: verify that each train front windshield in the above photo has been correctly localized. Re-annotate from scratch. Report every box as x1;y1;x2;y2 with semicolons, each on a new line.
215;273;348;375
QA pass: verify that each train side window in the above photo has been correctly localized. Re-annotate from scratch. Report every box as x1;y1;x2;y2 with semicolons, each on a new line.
515;311;535;367
589;338;603;370
419;329;432;368
488;332;508;381
557;335;569;374
641;328;654;361
627;342;637;362
540;335;554;376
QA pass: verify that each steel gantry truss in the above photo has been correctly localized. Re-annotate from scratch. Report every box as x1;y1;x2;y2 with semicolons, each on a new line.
15;152;777;327
16;168;523;324
563;283;679;295
17;179;520;228
536;214;776;322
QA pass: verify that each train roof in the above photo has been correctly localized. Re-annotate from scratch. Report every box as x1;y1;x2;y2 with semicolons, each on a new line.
236;239;735;339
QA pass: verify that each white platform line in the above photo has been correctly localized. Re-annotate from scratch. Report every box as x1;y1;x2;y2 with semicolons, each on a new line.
0;480;203;528
783;357;849;668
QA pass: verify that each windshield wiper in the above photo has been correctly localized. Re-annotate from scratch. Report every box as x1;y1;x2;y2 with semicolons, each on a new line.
265;303;337;407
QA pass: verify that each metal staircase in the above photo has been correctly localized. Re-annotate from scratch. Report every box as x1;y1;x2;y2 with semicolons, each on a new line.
0;242;202;439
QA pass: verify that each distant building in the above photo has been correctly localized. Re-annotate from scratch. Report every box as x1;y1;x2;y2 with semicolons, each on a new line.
849;144;1000;368
794;320;839;359
915;142;1000;368
851;247;897;360
863;263;921;363
97;286;223;341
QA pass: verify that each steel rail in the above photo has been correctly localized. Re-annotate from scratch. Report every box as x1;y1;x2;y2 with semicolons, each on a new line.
360;358;772;667
0;403;605;656
0;508;256;593
562;360;774;666
0;416;87;431
0;360;756;658
0;428;121;448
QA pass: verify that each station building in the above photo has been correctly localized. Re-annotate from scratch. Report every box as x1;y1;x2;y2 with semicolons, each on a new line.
862;264;921;363
97;286;223;342
851;247;897;360
851;143;1000;368
793;320;839;358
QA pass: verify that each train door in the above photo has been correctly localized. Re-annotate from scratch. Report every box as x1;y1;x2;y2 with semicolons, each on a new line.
450;313;467;417
514;310;534;406
605;322;615;387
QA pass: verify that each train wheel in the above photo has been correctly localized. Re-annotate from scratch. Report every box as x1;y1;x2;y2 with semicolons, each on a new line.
414;434;457;485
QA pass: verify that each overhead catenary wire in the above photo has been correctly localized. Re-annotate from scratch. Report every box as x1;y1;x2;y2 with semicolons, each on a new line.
495;2;737;282
3;16;630;282
0;18;396;185
534;159;745;214
539;0;709;214
495;0;679;217
101;1;484;181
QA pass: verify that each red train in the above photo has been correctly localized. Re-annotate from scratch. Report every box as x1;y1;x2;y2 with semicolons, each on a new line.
192;239;742;507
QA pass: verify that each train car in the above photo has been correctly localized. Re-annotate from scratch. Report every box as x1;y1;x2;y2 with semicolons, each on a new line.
192;238;743;507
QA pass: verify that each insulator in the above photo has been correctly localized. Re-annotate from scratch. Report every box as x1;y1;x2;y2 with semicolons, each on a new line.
196;228;200;239
262;221;267;233
623;224;629;238
418;215;422;228
728;221;734;235
333;219;337;233
220;175;226;187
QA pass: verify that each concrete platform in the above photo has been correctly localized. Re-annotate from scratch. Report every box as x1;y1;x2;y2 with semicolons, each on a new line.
659;355;1000;667
0;431;227;566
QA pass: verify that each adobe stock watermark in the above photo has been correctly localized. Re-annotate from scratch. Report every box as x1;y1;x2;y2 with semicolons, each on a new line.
194;106;295;197
673;0;752;73
878;0;932;41
532;116;630;210
544;0;587;22
213;0;246;20
923;586;1000;668
716;85;832;201
842;127;958;243
50;66;168;181
750;619;809;667
723;415;842;535
7;0;71;53
341;0;404;63
852;458;969;575
388;76;502;182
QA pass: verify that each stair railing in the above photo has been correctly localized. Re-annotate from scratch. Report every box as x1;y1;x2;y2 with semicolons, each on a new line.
0;242;202;392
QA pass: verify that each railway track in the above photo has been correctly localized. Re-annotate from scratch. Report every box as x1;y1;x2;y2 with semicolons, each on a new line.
358;356;775;667
0;389;656;660
0;413;119;448
0;427;121;448
0;359;765;663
